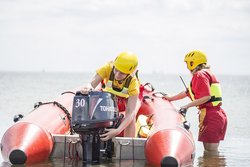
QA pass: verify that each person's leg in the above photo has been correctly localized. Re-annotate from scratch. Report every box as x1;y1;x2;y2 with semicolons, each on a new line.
203;142;219;151
198;149;226;167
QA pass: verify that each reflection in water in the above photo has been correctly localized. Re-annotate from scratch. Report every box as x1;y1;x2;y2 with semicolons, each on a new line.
1;151;228;167
1;155;227;167
50;158;150;167
197;150;226;167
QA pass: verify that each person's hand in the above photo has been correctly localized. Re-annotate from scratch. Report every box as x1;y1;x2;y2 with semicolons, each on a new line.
99;128;120;141
80;84;93;94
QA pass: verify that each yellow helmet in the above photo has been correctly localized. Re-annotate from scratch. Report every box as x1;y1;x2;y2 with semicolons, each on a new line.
114;51;138;74
184;50;207;71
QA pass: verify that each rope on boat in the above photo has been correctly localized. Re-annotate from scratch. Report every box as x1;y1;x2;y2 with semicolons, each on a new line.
34;100;74;134
61;91;76;95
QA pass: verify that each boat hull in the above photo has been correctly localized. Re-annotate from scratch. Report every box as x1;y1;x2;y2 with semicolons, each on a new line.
138;86;195;167
145;129;195;166
1;90;76;164
1;122;53;164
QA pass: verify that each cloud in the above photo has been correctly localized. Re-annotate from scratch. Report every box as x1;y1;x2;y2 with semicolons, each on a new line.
0;0;250;75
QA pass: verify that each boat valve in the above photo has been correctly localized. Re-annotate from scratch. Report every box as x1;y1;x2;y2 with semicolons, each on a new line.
179;108;187;117
13;114;24;123
183;121;191;130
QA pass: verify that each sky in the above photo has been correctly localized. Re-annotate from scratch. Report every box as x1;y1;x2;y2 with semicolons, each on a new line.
0;0;250;75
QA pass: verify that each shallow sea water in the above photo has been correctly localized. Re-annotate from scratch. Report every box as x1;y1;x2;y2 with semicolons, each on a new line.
1;72;250;166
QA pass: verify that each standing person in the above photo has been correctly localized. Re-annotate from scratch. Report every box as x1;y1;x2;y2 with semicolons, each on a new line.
164;50;227;151
80;51;141;141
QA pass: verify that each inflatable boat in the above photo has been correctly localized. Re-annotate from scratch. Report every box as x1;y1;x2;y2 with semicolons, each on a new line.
138;83;195;166
0;83;195;166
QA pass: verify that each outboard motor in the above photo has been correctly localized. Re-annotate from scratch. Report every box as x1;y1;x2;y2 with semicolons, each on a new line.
71;91;119;164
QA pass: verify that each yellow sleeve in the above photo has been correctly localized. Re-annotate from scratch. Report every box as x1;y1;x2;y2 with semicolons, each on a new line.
128;76;140;96
96;62;113;80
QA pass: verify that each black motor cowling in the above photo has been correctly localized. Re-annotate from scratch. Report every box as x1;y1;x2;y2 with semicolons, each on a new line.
71;91;118;133
71;91;119;164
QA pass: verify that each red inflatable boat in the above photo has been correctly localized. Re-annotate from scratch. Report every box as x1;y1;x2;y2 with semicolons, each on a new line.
138;83;195;166
0;88;77;164
1;83;195;166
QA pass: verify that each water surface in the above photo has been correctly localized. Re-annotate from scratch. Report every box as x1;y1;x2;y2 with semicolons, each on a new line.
1;72;250;166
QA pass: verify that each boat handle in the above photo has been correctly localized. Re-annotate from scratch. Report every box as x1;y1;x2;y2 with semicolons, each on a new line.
153;92;167;97
143;96;154;103
119;141;130;146
143;83;155;92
